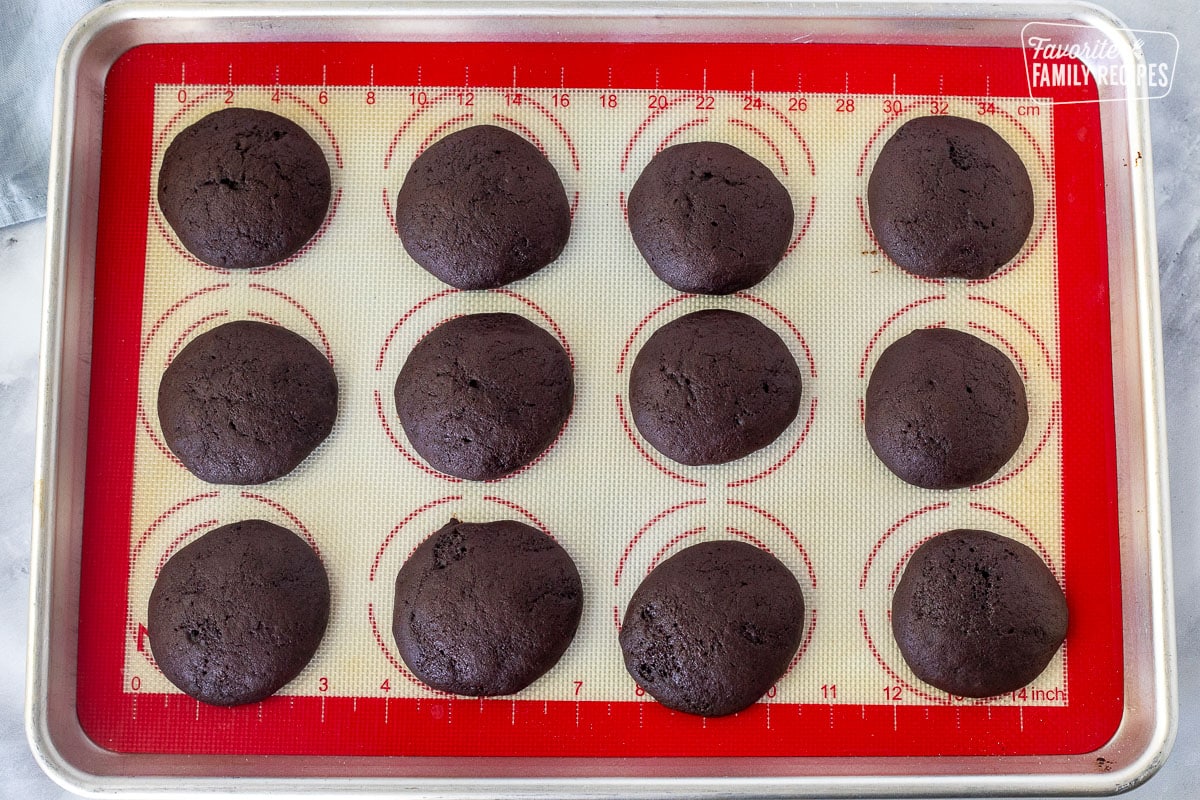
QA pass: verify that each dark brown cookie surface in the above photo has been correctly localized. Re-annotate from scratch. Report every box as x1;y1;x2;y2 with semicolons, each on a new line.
891;528;1068;698
865;327;1027;490
867;115;1034;279
395;125;572;289
619;540;806;717
158;320;338;485
148;519;331;706
629;309;802;466
158;108;332;270
392;518;583;696
627;141;794;294
394;312;572;480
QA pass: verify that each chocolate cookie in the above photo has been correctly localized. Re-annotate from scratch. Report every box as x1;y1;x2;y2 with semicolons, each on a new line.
891;528;1068;698
629;309;802;466
395;125;572;289
867;115;1034;279
619;540;806;717
394;312;572;480
392;518;583;696
148;519;330;706
865;327;1027;490
158;320;338;484
158;107;332;269
627;141;794;294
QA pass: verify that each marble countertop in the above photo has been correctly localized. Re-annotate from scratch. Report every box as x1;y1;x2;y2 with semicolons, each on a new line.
1;1;1195;796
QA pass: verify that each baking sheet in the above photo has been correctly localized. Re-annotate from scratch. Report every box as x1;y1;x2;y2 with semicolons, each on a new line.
66;38;1125;761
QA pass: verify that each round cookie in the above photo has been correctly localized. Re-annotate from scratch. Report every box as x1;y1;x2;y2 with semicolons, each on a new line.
867;115;1034;279
395;124;572;289
394;312;572;480
158;320;338;485
627;141;794;294
865;327;1027;490
891;528;1068;698
158;107;332;270
147;519;330;706
619;540;806;717
392;518;583;696
628;309;802;466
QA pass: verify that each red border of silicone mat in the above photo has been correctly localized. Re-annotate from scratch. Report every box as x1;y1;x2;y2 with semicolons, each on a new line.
75;41;1121;758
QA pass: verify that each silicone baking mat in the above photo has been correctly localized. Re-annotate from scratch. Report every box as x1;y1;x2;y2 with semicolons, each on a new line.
76;41;1122;758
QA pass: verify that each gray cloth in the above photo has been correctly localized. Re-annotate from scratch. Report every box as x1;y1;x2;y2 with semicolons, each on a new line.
1;0;101;228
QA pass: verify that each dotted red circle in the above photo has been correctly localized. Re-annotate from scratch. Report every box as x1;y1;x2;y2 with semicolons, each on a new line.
151;94;344;274
137;284;336;476
617;293;818;489
857;295;1058;489
855;105;1052;285
374;289;574;483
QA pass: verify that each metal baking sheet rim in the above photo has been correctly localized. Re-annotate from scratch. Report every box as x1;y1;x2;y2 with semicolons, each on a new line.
25;0;1176;796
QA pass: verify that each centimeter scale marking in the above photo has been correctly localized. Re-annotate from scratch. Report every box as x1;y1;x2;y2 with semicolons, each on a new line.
170;61;1047;120
206;60;983;94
